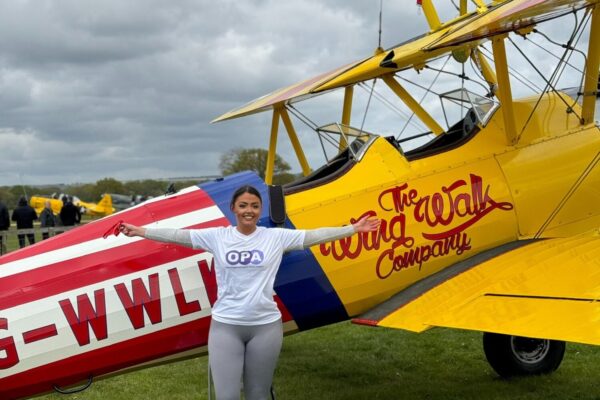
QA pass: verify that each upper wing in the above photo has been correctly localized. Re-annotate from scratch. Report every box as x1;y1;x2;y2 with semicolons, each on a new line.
211;60;365;122
213;0;599;123
426;0;598;51
354;230;600;345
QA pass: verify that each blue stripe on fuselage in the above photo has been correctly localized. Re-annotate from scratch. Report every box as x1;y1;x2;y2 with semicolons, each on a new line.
198;172;348;330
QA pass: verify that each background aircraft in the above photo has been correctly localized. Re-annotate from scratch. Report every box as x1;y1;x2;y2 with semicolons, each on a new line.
109;193;149;212
29;195;64;216
30;194;114;218
76;194;114;217
1;0;599;398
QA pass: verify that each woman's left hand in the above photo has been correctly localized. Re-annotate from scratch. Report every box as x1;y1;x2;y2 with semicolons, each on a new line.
352;215;381;233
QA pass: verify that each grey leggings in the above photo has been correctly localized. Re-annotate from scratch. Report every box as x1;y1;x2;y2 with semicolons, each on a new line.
209;319;283;400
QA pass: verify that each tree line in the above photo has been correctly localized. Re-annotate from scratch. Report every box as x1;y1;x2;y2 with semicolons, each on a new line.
0;148;297;209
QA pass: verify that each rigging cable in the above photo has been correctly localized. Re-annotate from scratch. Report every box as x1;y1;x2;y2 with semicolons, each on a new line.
534;151;600;239
396;55;452;139
526;30;585;75
508;8;586;142
286;104;332;161
479;45;542;92
509;35;583;140
359;79;378;137
424;64;493;98
548;8;591;101
461;62;466;120
534;9;589;85
357;82;428;132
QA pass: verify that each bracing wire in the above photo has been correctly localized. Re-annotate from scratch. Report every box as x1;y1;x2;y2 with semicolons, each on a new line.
424;64;493;96
551;8;591;97
479;46;543;92
535;152;600;238
286;104;329;161
507;6;588;140
527;30;585;75
287;104;318;131
535;9;588;90
397;55;452;139
395;76;442;97
461;63;466;120
359;79;378;136
286;104;348;162
508;32;583;142
357;82;428;132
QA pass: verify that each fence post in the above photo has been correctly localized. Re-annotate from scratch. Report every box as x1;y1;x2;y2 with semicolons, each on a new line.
1;226;76;254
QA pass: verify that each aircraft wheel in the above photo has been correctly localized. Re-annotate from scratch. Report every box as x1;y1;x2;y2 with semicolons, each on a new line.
483;332;565;378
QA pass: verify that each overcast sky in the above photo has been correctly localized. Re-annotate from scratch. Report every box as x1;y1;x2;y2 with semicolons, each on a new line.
0;1;590;186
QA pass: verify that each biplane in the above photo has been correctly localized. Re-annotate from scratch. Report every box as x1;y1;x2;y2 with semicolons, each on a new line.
30;194;114;218
29;195;64;216
1;0;600;398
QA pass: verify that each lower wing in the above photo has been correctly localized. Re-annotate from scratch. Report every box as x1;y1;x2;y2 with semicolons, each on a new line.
354;229;600;345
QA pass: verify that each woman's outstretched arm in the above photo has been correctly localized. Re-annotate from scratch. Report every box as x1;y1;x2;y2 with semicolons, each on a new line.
120;223;194;248
303;215;380;248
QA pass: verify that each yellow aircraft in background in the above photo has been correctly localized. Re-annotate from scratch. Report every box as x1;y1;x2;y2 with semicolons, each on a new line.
30;193;115;218
214;0;600;377
29;195;63;216
76;194;114;217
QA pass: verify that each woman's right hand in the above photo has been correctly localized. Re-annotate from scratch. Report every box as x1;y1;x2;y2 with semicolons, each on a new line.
119;222;146;238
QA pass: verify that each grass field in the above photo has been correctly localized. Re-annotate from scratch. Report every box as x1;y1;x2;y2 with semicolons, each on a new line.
1;216;96;254
35;322;600;400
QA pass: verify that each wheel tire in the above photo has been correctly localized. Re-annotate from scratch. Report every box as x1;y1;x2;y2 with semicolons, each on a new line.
483;332;566;378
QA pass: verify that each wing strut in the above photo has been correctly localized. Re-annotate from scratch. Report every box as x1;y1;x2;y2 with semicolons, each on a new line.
491;34;518;145
581;3;600;125
339;86;354;151
421;0;442;31
471;48;497;95
382;74;444;135
265;105;312;185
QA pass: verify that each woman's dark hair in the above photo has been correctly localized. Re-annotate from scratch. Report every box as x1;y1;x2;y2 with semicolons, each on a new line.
230;185;262;208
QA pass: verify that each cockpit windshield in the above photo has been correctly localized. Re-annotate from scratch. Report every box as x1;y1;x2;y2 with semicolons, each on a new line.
315;123;378;161
439;88;498;127
402;89;498;160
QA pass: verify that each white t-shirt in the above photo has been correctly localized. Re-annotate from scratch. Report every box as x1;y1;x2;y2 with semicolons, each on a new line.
190;226;305;325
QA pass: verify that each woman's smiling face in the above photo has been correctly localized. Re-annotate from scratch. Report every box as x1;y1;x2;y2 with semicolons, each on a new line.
231;192;262;233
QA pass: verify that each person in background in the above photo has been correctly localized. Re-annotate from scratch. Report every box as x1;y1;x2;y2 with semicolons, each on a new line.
0;198;10;255
39;200;56;240
60;196;81;227
11;196;37;248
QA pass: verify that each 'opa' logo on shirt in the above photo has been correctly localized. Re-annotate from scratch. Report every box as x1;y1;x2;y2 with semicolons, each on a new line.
225;250;265;266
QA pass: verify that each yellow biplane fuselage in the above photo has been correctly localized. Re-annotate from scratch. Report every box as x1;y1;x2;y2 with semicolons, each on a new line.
285;91;600;319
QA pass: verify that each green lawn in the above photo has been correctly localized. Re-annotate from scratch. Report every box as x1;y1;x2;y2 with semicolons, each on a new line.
35;323;600;400
2;216;96;254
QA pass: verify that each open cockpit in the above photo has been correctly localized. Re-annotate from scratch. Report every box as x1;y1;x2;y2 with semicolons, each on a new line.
285;87;499;192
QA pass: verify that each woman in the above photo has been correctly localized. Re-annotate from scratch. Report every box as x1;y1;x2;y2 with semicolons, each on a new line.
120;185;380;400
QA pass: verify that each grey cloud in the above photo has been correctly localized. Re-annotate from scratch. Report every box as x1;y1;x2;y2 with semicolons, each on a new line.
0;1;593;186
